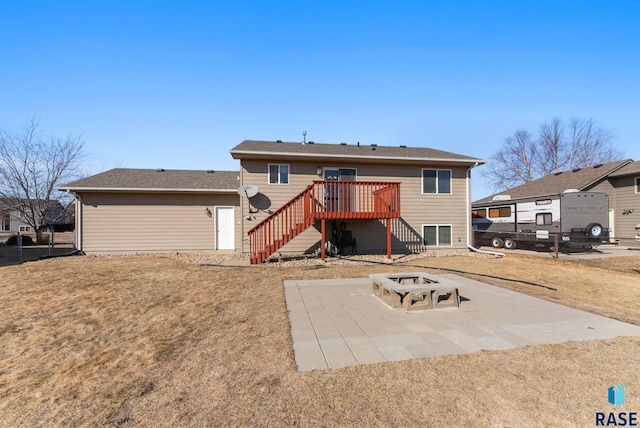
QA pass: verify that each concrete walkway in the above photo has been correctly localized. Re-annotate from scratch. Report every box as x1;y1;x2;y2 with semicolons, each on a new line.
284;274;640;372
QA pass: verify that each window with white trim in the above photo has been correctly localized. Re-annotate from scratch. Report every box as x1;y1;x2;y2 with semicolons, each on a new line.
19;226;32;232
635;176;640;194
422;169;451;194
422;225;452;247
268;164;289;184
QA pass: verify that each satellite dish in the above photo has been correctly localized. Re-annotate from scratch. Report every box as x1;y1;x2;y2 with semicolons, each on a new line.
237;184;259;198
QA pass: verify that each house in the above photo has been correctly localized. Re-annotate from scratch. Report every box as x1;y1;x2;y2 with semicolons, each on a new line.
473;159;640;240
607;160;640;238
59;169;241;252
61;140;485;262
1;198;66;233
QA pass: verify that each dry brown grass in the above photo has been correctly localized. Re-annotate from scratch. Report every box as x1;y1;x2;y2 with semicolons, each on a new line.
0;253;639;427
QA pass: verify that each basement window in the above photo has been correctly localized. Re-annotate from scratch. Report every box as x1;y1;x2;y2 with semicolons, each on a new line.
422;225;452;247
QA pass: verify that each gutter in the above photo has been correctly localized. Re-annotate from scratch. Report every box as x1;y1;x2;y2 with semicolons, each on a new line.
230;149;485;165
58;187;238;193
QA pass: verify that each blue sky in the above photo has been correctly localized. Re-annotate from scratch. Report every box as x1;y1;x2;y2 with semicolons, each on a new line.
1;1;639;200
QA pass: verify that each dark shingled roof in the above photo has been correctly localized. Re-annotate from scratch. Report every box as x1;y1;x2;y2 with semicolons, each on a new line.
474;159;632;204
230;140;485;165
60;168;239;192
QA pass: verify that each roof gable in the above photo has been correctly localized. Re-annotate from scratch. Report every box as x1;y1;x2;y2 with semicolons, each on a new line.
230;140;485;165
60;168;239;193
475;159;632;203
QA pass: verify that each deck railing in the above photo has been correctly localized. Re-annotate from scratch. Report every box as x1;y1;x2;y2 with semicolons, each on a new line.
248;181;400;263
311;181;400;219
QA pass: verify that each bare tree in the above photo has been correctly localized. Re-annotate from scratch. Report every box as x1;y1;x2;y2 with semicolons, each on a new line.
0;119;84;240
482;117;623;192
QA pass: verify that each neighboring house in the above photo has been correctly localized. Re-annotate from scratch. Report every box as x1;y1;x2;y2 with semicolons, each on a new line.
0;197;65;233
473;159;640;239
61;140;485;262
607;160;640;239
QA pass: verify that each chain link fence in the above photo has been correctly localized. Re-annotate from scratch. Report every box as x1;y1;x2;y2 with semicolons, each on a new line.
0;232;75;266
474;230;640;274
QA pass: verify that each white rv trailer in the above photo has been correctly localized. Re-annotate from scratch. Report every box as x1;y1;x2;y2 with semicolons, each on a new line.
472;191;610;250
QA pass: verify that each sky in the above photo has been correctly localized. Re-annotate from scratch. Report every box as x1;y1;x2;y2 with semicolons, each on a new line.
1;1;639;200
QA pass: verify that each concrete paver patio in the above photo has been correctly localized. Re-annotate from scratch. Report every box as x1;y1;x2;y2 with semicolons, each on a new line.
284;274;640;371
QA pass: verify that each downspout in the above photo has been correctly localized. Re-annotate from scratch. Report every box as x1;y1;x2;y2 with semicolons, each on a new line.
466;164;504;257
234;166;242;255
65;191;81;251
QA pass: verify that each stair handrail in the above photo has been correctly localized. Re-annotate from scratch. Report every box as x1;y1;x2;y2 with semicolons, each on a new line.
247;184;315;234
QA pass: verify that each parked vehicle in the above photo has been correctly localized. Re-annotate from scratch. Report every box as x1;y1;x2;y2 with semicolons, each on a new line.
472;191;610;250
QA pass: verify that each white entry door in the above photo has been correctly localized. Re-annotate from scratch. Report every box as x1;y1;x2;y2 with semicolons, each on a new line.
609;209;615;240
216;207;235;250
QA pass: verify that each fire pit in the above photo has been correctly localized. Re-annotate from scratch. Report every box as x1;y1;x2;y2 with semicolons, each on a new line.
369;272;461;311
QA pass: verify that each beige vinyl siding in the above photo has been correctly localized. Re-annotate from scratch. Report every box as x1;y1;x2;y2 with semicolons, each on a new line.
587;179;616;209
240;159;470;254
79;192;240;252
611;176;640;238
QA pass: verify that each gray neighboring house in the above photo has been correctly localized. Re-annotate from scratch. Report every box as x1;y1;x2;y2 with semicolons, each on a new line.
1;198;65;233
607;160;640;238
60;169;240;252
473;159;640;239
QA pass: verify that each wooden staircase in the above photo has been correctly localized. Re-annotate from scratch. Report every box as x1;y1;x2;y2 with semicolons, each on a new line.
247;181;400;264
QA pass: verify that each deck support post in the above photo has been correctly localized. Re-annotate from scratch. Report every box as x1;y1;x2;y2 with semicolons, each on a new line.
321;218;326;261
386;218;392;259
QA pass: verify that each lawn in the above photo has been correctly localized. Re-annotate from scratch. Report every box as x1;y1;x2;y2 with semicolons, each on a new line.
0;253;639;426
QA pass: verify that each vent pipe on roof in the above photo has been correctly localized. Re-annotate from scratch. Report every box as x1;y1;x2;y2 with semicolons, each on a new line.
302;131;306;144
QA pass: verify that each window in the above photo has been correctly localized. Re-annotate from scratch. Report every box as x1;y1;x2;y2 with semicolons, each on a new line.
422;225;452;247
635;177;640;194
472;209;487;219
268;164;289;184
488;206;511;218
536;213;553;226
422;169;451;194
19;226;32;232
